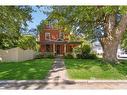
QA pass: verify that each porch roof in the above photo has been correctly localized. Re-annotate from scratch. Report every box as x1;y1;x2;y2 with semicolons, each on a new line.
39;41;81;45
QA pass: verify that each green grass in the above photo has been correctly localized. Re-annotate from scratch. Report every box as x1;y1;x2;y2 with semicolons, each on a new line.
64;59;127;80
0;59;53;80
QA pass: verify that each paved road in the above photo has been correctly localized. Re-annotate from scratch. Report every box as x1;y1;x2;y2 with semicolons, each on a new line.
1;81;127;89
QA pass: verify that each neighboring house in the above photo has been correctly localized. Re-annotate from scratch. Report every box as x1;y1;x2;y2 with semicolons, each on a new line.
117;46;127;58
39;25;81;55
92;40;127;58
92;41;103;55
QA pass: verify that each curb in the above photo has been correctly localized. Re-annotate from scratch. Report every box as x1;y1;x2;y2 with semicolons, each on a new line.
73;80;127;83
1;80;127;84
0;80;64;84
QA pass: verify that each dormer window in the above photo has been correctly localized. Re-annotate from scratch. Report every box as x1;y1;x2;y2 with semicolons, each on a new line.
45;32;50;40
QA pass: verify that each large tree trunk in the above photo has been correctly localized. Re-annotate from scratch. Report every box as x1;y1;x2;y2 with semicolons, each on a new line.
99;14;127;62
101;39;119;62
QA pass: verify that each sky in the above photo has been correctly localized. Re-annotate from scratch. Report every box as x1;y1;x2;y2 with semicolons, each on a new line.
27;6;50;30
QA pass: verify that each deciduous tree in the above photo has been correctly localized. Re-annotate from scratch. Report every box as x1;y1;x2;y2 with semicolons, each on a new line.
0;6;32;49
47;6;127;62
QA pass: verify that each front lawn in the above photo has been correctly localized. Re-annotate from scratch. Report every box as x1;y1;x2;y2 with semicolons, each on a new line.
65;59;127;80
0;59;53;80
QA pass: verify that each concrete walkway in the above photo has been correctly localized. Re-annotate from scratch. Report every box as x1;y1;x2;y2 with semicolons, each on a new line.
1;57;127;89
45;56;67;83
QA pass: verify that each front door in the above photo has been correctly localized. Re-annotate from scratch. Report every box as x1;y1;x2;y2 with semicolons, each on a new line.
56;45;60;54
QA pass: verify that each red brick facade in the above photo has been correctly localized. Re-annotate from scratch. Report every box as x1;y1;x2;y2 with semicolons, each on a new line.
39;25;80;55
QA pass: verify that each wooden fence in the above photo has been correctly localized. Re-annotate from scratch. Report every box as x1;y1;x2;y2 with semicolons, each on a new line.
0;47;35;62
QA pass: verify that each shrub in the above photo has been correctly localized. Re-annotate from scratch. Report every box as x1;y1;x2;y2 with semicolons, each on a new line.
35;52;43;59
73;46;81;53
43;52;55;58
76;52;97;59
81;44;97;59
82;44;91;54
64;54;74;59
88;53;97;59
76;54;82;59
81;52;90;59
35;52;55;59
44;54;54;58
76;53;89;59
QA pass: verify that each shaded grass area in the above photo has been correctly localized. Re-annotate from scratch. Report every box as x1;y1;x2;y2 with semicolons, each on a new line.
0;59;53;80
64;59;127;80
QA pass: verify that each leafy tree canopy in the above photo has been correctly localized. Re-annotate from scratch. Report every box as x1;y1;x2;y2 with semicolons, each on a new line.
0;6;33;49
46;6;127;39
45;6;127;62
18;35;39;50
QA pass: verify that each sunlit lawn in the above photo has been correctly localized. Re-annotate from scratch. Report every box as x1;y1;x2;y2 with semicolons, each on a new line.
64;59;127;80
0;59;53;80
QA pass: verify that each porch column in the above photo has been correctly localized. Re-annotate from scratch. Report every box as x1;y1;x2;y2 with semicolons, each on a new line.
53;43;55;54
64;44;66;55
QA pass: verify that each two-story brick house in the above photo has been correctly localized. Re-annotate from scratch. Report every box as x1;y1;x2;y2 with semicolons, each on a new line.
39;25;81;55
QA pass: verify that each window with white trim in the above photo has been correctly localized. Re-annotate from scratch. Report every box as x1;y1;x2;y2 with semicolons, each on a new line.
45;32;50;40
58;32;63;41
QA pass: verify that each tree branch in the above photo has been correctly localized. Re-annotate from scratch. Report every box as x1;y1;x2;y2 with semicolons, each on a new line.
115;15;127;38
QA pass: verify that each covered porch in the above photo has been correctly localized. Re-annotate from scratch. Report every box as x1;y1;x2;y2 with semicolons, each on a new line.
40;41;81;55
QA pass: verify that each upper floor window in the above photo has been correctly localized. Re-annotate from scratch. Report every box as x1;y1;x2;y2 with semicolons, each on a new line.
45;32;50;40
58;32;63;41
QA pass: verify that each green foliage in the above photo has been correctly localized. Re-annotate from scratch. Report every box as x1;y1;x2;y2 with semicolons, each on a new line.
43;53;54;58
73;46;81;53
74;41;91;53
35;52;44;59
64;54;74;59
0;6;32;49
119;6;127;14
0;6;32;32
18;35;38;50
81;44;97;59
82;44;91;54
121;31;127;50
37;20;49;33
76;53;97;59
0;32;19;49
45;6;127;62
89;53;97;59
35;52;55;59
45;6;127;40
74;42;97;59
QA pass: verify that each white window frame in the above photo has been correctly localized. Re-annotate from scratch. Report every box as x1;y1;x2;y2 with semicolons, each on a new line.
58;32;63;40
45;32;50;40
